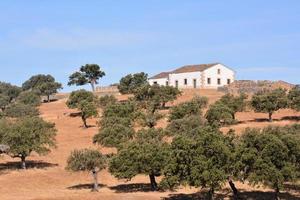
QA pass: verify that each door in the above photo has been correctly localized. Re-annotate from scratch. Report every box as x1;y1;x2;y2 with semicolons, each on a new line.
193;79;197;88
175;80;178;88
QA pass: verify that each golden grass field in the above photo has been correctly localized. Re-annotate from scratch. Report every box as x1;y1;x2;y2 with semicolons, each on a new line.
1;89;300;200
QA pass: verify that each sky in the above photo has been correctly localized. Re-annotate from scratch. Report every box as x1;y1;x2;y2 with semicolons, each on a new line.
0;0;299;91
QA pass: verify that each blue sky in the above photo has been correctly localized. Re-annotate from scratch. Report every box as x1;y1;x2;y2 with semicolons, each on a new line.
0;0;299;91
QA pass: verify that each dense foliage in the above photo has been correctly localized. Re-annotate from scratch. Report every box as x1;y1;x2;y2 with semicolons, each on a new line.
169;96;208;121
288;85;300;111
98;95;117;108
4;103;39;118
118;72;148;94
234;126;300;199
205;102;234;126
109;128;169;191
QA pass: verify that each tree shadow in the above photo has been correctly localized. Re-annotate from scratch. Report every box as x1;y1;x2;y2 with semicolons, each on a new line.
67;183;106;190
162;191;228;200
163;190;300;200
281;116;300;121
69;112;82;117
109;183;161;193
237;191;300;200
0;160;58;171
284;183;300;193
42;99;59;103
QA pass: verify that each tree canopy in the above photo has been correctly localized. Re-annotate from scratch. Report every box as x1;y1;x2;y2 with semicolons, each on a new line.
0;82;22;103
205;102;234;127
288;85;300;111
4;103;39;118
118;72;148;94
251;88;288;122
22;74;62;102
169;96;208;121
161;129;234;199
217;93;247;120
234;126;300;199
0;117;57;169
66;149;106;192
16;91;41;106
68;64;105;91
98;95;117;109
66;89;98;128
109;128;170;191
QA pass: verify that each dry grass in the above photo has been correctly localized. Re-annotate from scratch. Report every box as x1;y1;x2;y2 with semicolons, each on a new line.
1;89;300;200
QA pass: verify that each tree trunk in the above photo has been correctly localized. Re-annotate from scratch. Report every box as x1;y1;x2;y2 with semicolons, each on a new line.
228;179;239;199
149;174;158;191
268;112;273;122
91;169;99;192
82;115;88;128
91;81;95;92
21;155;26;170
275;186;280;200
207;187;214;200
47;95;50;103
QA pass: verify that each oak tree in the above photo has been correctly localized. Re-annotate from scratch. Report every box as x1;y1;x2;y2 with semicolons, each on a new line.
66;149;106;192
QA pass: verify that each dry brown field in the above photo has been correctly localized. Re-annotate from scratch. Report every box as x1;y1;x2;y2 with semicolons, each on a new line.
1;89;300;200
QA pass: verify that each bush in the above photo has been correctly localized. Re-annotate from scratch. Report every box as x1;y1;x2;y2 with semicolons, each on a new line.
169;96;208;121
205;102;234;126
16;91;41;106
98;95;117;108
4;103;39;118
93;124;135;148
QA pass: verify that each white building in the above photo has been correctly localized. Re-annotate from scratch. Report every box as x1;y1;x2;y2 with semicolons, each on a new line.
148;63;235;89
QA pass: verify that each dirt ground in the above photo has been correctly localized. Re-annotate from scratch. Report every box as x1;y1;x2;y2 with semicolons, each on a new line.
1;90;300;200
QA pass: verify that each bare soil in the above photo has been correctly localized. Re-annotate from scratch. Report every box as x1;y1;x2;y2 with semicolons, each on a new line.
1;90;300;200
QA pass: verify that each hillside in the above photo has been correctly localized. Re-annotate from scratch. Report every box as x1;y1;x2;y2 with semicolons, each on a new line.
0;90;300;200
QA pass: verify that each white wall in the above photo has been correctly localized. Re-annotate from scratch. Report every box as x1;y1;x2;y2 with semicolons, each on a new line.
148;78;168;86
169;71;202;89
203;64;235;88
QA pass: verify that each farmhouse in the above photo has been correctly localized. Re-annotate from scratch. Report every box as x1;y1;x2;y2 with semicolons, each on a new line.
148;63;235;89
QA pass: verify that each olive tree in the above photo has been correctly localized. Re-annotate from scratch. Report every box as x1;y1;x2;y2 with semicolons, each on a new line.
251;88;288;122
38;82;62;102
0;117;57;169
66;149;106;192
68;64;105;91
66;90;98;128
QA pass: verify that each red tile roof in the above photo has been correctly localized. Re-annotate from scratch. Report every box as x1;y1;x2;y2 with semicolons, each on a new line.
149;63;219;79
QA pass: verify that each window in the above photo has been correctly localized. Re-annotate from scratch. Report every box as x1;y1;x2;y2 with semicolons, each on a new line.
193;79;197;88
153;81;158;85
217;69;221;74
207;78;211;84
175;80;178;88
217;78;221;85
227;79;231;84
166;81;169;86
184;79;188;85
